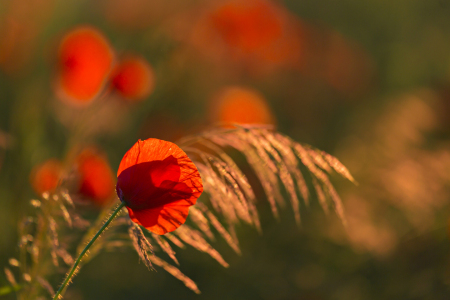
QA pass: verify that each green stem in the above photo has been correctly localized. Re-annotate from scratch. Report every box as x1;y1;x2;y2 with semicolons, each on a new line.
53;202;125;300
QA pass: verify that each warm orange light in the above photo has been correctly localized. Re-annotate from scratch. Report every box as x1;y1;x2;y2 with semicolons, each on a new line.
186;0;303;72
111;55;155;101
56;26;114;105
76;148;115;206
210;1;283;54
30;159;63;195
211;86;275;127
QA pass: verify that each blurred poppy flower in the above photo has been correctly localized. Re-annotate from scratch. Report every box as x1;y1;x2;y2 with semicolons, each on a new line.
116;139;203;235
188;0;302;71
111;55;155;101
76;148;115;206
210;0;283;55
210;86;275;127
30;159;63;195
56;26;114;105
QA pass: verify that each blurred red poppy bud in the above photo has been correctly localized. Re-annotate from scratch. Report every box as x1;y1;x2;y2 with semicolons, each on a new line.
111;55;155;102
56;26;114;105
30;159;63;195
116;139;203;235
210;86;275;127
76;148;115;206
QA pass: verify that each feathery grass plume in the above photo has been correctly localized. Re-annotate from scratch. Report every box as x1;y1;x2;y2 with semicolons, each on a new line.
195;162;240;225
165;233;185;249
174;225;229;267
320;150;356;183
209;158;253;224
1;186;100;299
149;255;200;294
180;126;353;237
201;205;241;254
95;217;202;292
151;234;179;265
56;248;74;266
128;220;154;270
293;143;347;226
59;203;72;228
188;206;215;241
37;276;55;297
197;139;257;205
104;240;128;251
60;188;75;207
263;131;310;205
4;268;16;286
121;125;353;285
47;216;60;267
206;132;283;218
71;213;90;229
252;131;301;221
312;178;329;215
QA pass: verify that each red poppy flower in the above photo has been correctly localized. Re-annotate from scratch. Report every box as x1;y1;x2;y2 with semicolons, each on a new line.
116;139;203;235
30;159;63;195
111;55;155;102
210;0;283;54
56;26;114;105
76;148;115;206
204;0;302;66
210;86;275;127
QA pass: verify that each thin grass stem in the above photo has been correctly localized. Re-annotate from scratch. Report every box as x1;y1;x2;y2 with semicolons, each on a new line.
52;202;125;300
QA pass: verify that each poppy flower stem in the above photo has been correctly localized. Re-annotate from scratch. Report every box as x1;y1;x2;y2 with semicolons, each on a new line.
53;202;126;300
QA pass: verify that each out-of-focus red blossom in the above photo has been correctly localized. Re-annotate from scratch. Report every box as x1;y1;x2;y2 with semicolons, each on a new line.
30;159;63;195
111;55;155;101
116;139;203;235
76;148;115;206
56;26;114;105
211;1;283;54
189;0;302;69
210;86;275;127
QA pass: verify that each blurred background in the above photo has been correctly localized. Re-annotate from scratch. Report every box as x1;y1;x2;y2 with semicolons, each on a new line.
2;0;450;299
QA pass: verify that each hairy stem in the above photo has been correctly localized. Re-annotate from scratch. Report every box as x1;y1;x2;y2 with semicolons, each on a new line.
53;202;125;300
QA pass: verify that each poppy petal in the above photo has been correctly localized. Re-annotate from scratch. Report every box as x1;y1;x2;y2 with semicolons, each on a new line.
118;139;186;176
126;200;192;235
116;156;180;207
